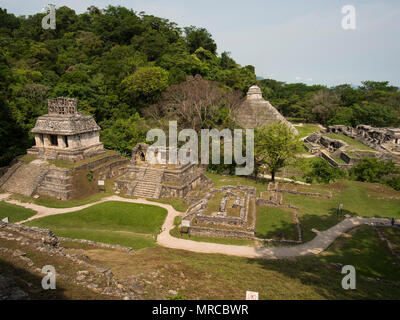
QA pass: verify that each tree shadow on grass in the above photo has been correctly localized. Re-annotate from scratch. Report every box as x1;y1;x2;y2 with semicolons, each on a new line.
255;219;299;242
250;225;400;299
247;256;400;299
299;208;359;242
0;259;68;300
255;207;359;243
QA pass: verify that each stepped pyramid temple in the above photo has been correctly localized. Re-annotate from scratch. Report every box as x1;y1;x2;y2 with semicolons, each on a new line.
114;144;210;199
236;85;298;134
0;97;209;200
0;97;129;200
0;86;297;202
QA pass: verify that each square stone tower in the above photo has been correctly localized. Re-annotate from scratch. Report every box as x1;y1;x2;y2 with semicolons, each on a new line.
28;97;104;162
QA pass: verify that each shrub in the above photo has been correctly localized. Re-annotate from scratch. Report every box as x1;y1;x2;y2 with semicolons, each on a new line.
303;158;345;184
349;158;396;183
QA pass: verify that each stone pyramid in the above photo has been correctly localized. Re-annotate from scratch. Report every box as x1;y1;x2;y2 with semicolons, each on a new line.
235;85;298;134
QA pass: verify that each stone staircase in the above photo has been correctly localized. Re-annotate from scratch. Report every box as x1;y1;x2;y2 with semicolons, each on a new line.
1;163;49;197
36;168;73;200
129;167;164;199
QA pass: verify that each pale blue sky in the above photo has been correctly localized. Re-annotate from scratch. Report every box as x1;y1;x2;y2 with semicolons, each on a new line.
1;0;400;87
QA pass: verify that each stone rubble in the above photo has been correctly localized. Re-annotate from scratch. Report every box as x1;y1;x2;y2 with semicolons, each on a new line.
0;221;140;300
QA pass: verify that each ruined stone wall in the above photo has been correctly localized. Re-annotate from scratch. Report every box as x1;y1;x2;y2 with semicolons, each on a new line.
37;168;73;200
189;226;255;240
195;214;247;228
79;132;100;147
163;164;201;185
182;186;256;238
160;173;207;198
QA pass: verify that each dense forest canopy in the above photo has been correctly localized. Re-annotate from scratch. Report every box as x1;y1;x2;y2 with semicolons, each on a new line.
0;5;399;166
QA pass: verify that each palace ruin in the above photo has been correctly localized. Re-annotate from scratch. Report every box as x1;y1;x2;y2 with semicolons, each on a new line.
304;125;400;169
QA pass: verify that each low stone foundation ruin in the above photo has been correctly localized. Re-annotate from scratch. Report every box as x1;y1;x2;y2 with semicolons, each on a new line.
182;186;257;239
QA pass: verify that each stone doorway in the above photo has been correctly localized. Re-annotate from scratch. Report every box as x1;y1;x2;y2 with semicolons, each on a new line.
50;135;58;147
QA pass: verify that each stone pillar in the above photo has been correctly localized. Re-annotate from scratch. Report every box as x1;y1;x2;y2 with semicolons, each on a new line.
58;135;67;148
68;135;81;149
34;134;43;147
43;134;51;147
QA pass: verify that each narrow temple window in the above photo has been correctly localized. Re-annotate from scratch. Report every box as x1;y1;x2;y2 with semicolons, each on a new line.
50;135;58;146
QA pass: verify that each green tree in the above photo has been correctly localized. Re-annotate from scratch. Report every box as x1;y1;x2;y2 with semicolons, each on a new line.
349;158;396;183
254;122;302;181
352;103;399;127
122;66;169;103
100;113;148;155
303;158;345;184
0;49;30;166
184;26;217;54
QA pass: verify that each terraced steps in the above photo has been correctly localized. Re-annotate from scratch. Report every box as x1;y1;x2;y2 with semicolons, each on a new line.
1;163;49;197
130;168;164;199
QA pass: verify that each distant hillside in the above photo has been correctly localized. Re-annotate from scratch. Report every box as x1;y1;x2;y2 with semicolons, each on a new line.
0;5;256;165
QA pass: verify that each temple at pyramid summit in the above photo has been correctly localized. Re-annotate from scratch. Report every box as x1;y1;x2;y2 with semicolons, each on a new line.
0;97;129;200
235;85;298;134
28;97;105;162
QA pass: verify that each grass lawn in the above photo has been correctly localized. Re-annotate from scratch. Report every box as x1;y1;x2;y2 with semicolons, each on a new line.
288;180;400;219
379;227;400;257
25;201;167;250
277;157;321;182
255;207;298;241
91;244;400;300
305;225;400;281
284;180;400;241
0;201;36;223
324;133;376;152
204;193;224;215
51;228;156;250
10;192;112;209
205;174;400;243
150;197;189;212
295;124;321;139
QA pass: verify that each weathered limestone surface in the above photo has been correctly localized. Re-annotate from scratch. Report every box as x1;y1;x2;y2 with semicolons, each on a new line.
2;97;129;200
115;144;211;199
182;186;256;239
235;85;298;134
307;125;400;168
0;161;49;197
327;125;400;154
28;97;104;162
